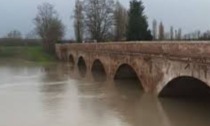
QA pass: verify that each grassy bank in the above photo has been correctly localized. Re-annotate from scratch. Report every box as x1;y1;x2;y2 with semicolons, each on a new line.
0;46;56;62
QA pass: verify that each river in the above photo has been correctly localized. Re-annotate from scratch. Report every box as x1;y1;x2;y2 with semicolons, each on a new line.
0;61;210;126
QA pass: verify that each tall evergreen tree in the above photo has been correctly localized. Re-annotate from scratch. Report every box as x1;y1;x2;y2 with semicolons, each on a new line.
126;0;152;41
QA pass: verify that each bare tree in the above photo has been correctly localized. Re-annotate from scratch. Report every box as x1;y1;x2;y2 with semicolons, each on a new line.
34;3;65;53
83;0;115;42
114;1;127;41
158;22;164;40
152;19;157;40
74;0;84;43
7;30;22;39
196;30;201;40
25;30;39;39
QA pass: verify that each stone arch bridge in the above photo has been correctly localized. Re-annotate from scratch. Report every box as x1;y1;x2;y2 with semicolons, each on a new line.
55;42;210;97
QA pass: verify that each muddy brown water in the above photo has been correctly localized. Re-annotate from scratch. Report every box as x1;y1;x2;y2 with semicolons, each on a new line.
0;61;210;126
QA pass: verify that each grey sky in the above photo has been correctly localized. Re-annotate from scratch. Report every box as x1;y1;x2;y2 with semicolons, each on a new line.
0;0;210;39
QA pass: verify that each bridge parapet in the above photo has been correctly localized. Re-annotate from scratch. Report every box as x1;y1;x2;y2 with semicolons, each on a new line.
57;41;210;62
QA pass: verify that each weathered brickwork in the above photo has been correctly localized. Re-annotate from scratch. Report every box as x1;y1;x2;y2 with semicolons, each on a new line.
55;41;210;95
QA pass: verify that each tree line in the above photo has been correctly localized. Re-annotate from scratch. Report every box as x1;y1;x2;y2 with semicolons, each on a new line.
74;0;152;43
3;0;210;54
29;0;152;53
152;19;210;41
2;3;65;54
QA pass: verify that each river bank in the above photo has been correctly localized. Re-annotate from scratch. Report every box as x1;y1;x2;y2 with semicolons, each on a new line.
0;46;56;62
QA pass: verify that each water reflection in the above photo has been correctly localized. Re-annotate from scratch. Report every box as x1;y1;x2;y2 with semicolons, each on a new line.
91;59;107;82
92;82;169;126
77;57;87;77
0;61;210;126
160;98;210;126
39;63;69;119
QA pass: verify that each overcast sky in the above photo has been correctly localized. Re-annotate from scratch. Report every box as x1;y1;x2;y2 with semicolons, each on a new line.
0;0;210;39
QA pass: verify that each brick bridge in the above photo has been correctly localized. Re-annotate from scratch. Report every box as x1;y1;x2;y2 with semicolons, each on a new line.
55;41;210;97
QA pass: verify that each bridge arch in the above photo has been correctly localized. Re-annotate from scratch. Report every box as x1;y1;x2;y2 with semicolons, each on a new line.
68;54;75;65
77;56;87;77
114;64;143;90
60;48;67;61
159;76;210;99
91;59;107;81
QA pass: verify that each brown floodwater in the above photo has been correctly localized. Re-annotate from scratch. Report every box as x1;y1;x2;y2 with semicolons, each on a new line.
0;61;210;126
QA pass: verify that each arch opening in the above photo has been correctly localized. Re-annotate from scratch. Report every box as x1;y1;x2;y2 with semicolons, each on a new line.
69;55;75;70
114;64;143;92
61;48;67;61
91;59;107;81
77;57;87;77
69;55;75;65
159;76;210;100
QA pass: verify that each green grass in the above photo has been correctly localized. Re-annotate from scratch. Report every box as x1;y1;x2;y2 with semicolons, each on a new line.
0;46;56;62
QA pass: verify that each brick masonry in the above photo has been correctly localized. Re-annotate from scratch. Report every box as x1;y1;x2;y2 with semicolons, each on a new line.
55;41;210;95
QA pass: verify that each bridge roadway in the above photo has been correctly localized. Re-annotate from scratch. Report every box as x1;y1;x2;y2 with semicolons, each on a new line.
56;41;210;97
